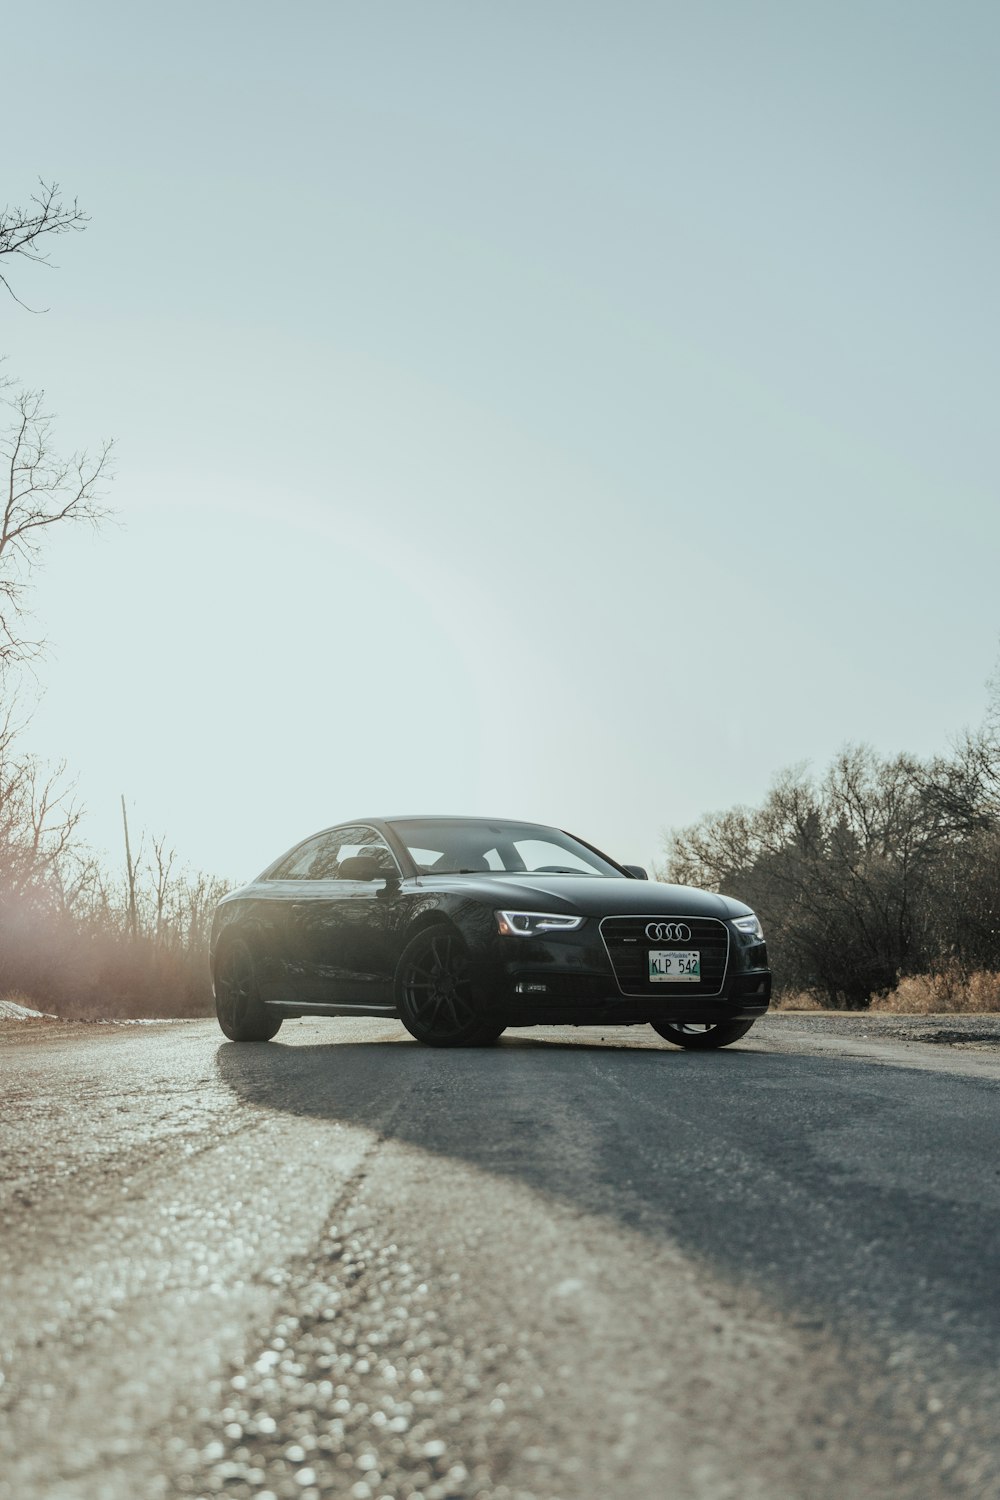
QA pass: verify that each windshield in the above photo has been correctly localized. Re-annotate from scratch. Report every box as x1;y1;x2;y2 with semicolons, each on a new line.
388;819;625;878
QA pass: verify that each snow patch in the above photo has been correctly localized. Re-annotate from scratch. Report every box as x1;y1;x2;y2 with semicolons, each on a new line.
0;999;57;1020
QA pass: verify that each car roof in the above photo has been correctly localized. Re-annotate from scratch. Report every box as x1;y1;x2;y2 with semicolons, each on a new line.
375;815;555;827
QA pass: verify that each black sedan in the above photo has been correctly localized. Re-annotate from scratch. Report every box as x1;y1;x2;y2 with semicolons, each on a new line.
211;816;771;1049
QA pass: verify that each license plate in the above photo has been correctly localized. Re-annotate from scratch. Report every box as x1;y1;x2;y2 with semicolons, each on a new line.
648;949;701;983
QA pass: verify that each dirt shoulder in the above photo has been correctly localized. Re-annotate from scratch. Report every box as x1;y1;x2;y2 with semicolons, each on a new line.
763;1010;1000;1050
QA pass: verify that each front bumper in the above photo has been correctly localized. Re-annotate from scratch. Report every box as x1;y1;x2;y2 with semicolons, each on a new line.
469;921;771;1027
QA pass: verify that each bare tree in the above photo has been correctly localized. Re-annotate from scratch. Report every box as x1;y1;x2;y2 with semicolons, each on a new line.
0;385;113;668
150;835;176;944
0;703;82;906
0;181;89;310
665;745;974;1007
50;846;105;919
0;179;114;667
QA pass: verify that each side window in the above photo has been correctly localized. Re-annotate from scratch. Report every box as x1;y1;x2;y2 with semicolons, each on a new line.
340;827;400;878
268;825;400;880
270;831;343;880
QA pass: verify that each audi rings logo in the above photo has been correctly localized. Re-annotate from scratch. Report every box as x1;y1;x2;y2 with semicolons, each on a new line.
645;921;691;943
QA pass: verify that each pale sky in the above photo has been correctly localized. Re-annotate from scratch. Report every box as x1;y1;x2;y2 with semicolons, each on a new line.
3;1;999;883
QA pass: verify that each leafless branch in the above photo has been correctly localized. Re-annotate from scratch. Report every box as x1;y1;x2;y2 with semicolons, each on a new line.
0;384;114;670
0;181;90;311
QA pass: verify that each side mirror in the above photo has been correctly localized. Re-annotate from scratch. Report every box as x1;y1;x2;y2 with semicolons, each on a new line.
337;854;392;882
622;863;649;880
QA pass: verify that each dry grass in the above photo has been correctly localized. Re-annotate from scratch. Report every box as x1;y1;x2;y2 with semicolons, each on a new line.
0;908;213;1020
771;988;826;1012
772;973;1000;1013
871;969;1000;1014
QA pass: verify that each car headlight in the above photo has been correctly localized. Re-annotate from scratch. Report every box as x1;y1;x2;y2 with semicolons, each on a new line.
733;913;764;941
496;911;585;936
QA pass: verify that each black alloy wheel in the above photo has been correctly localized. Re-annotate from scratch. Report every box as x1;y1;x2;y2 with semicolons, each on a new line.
650;1018;756;1050
395;925;504;1047
214;937;283;1042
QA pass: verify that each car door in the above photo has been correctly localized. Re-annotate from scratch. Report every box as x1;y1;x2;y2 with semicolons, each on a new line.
285;825;402;1005
252;828;347;1004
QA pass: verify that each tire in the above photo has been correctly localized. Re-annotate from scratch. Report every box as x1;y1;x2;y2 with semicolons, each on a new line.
214;937;283;1042
395;925;504;1047
650;1018;756;1050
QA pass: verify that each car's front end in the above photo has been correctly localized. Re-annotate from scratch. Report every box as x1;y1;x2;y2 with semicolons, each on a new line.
435;875;771;1029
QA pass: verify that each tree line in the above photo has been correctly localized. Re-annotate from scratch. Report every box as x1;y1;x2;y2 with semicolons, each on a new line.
0;721;226;1016
665;726;1000;1009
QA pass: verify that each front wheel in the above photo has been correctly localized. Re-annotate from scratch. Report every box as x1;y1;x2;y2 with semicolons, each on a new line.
395;925;504;1047
214;938;283;1041
650;1018;756;1050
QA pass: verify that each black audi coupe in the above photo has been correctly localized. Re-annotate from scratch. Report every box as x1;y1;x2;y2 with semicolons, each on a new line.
211;815;771;1050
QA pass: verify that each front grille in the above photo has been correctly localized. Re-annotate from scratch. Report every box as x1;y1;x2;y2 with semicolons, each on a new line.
599;915;730;997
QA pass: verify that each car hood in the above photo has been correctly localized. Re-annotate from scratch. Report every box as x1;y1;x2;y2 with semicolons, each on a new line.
416;873;749;920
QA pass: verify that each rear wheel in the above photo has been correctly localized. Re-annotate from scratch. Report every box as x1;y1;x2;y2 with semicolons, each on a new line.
214;938;283;1041
650;1018;756;1050
395;925;504;1047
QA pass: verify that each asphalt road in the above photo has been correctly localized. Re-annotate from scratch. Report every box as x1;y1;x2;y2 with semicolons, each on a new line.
3;1014;1000;1500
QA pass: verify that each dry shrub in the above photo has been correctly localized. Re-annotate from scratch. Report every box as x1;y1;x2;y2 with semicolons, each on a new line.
872;973;954;1013
771;988;825;1011
871;968;1000;1014
0;903;214;1019
963;970;1000;1011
